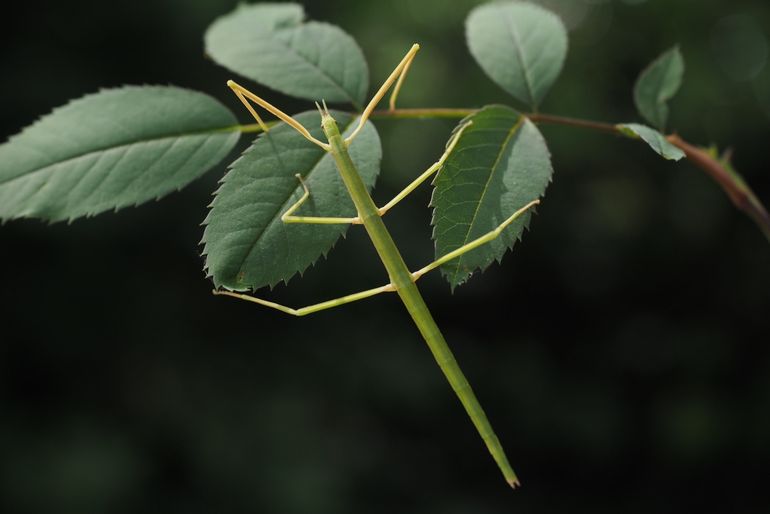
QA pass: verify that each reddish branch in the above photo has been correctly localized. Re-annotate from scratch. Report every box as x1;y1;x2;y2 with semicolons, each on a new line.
666;135;770;241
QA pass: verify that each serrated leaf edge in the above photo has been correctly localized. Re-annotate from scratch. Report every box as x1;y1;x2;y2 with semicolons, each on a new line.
0;85;240;224
429;105;552;291
205;4;368;108
201;114;378;291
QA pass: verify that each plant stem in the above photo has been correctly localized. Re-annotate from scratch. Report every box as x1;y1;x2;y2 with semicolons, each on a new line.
238;109;620;132
370;107;477;119
368;108;619;133
319;111;520;488
526;112;620;134
239;120;278;133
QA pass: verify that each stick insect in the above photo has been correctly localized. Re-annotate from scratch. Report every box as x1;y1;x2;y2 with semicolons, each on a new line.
214;43;539;488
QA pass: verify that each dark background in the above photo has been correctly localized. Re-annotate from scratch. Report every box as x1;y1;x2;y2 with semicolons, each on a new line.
2;0;769;512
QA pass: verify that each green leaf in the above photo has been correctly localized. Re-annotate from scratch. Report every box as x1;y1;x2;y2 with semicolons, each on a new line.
431;105;553;290
617;123;685;161
205;3;369;108
633;46;684;130
0;86;239;223
466;1;568;109
202;111;381;291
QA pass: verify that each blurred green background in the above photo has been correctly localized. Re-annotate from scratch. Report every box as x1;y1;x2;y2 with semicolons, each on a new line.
1;0;769;512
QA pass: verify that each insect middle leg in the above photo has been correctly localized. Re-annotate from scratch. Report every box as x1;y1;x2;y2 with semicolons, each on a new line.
376;120;472;217
411;199;541;281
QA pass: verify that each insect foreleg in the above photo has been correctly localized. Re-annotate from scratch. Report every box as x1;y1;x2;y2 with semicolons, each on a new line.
281;174;362;225
227;80;330;150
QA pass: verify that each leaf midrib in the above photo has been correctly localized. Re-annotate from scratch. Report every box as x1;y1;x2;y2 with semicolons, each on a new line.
644;61;669;124
449;113;524;285
231;116;358;280
636;50;681;127
499;5;536;107
654;51;681;103
0;125;237;188
274;23;357;105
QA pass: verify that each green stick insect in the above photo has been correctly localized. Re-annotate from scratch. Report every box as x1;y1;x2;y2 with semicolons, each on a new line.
214;43;540;488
